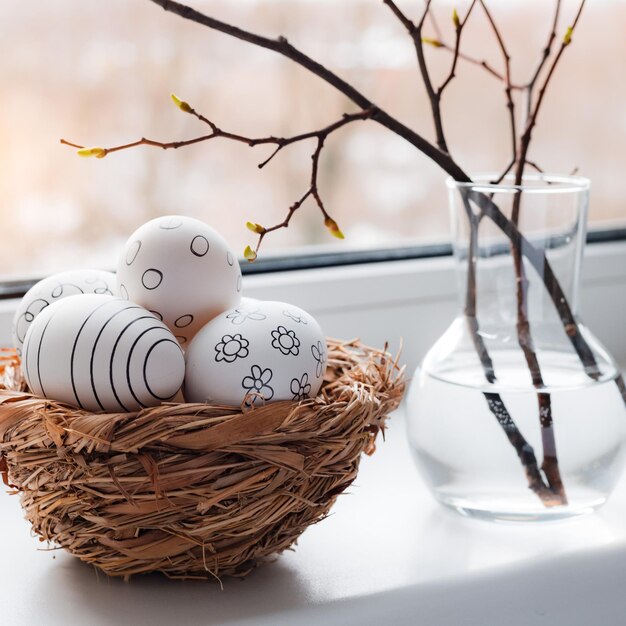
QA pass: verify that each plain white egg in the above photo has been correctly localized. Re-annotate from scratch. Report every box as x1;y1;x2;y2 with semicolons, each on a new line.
116;215;242;346
22;294;185;412
184;300;327;406
12;269;116;357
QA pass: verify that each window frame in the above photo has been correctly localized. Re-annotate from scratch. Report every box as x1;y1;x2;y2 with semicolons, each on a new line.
4;230;625;371
1;226;625;299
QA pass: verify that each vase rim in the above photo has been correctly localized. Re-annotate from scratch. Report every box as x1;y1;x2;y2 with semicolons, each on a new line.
446;173;590;194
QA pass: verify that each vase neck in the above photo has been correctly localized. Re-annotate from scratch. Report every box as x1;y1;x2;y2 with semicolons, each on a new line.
448;176;589;328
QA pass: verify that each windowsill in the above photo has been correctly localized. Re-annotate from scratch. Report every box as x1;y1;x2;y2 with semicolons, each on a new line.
2;405;626;625
1;240;626;624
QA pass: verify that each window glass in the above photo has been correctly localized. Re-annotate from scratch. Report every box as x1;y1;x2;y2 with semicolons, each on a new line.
1;0;624;279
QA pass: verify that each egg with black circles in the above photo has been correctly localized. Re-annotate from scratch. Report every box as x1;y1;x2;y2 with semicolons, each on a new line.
12;269;117;357
184;300;327;406
116;215;242;346
21;294;185;412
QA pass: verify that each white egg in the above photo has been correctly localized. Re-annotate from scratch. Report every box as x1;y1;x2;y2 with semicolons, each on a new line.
116;215;242;346
12;269;116;356
22;294;185;412
184;300;327;406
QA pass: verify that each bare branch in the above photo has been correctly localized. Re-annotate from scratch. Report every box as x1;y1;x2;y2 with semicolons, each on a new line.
500;0;580;498
149;0;462;179
383;0;450;151
425;2;443;41
383;0;477;153
516;1;585;187
437;1;478;95
478;1;517;181
433;42;524;87
525;0;562;120
62;106;372;254
526;160;546;175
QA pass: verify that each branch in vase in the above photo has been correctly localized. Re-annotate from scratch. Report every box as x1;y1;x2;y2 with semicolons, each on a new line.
484;393;562;506
462;199;558;503
143;1;607;379
477;0;517;184
409;0;562;503
141;0;620;496
415;0;563;502
480;0;567;500
506;0;585;497
515;0;586;185
467;188;601;380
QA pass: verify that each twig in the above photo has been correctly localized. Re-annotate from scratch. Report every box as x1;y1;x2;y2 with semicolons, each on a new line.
525;0;562;121
438;1;478;95
475;2;517;187
383;0;477;153
383;0;447;151
515;0;586;186
62;108;373;254
433;42;524;88
254;134;338;254
526;160;546;175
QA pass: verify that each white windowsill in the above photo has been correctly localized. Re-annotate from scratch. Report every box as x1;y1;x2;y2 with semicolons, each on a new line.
1;240;626;625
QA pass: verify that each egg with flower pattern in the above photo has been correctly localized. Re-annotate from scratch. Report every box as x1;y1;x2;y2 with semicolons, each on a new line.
184;300;327;406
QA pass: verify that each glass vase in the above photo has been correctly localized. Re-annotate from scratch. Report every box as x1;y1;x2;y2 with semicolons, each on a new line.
405;174;626;522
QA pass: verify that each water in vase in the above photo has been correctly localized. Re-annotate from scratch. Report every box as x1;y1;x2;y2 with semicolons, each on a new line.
406;342;626;522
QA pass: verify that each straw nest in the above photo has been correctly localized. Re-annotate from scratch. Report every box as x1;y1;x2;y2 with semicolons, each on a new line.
0;339;404;581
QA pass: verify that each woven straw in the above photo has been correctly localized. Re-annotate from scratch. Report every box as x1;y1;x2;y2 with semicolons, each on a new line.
0;339;404;581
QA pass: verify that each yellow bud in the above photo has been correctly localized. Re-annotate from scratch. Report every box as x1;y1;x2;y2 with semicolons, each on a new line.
246;221;265;234
563;26;573;45
452;8;460;28
77;147;106;159
421;37;443;48
243;245;258;262
170;93;193;113
324;217;345;240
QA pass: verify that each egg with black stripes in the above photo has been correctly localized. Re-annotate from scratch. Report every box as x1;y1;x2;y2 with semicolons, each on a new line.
21;294;185;412
116;215;242;346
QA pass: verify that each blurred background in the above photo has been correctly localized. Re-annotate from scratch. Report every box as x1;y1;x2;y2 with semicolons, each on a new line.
0;0;624;280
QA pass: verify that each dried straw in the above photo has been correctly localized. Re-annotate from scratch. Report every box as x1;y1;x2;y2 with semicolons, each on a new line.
0;339;404;581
